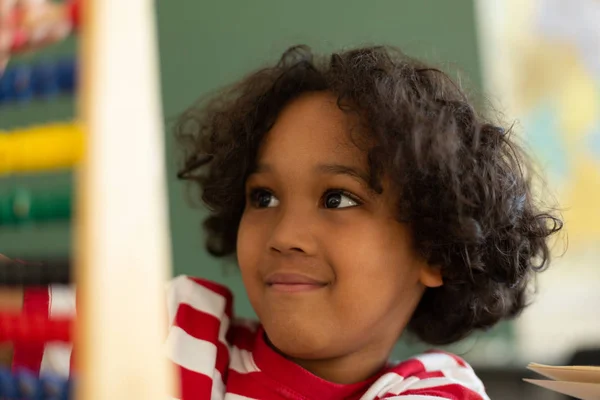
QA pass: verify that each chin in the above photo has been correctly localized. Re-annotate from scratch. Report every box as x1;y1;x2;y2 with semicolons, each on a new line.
263;319;333;360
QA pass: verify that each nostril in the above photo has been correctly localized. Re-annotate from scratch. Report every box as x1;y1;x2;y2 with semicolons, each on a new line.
269;246;305;254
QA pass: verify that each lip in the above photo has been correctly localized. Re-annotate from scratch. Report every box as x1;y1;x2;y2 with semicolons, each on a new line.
265;273;327;292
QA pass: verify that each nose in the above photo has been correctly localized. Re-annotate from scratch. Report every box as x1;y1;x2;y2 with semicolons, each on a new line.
267;205;317;256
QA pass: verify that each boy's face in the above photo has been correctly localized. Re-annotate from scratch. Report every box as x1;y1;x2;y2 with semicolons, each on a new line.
237;91;442;381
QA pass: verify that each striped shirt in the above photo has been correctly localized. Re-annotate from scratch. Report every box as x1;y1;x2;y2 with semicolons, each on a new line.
14;275;490;399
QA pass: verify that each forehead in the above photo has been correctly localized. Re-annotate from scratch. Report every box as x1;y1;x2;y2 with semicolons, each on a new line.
257;92;366;166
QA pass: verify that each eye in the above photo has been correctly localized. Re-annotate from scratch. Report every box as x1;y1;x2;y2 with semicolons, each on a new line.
323;190;361;209
250;188;280;208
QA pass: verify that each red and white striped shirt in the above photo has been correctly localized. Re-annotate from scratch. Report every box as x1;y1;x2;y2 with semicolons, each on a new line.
14;275;490;400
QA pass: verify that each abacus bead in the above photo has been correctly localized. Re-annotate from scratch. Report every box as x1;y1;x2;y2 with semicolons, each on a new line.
41;374;70;400
12;189;32;221
9;29;28;52
0;368;19;398
15;368;43;400
33;189;72;222
32;61;60;98
57;59;76;93
61;379;72;400
12;65;34;102
0;195;15;224
0;68;16;103
68;0;80;29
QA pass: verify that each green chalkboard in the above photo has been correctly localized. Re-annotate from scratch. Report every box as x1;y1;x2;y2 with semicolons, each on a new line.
2;1;515;363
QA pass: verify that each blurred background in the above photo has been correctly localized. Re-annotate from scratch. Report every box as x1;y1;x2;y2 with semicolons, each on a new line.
1;0;598;398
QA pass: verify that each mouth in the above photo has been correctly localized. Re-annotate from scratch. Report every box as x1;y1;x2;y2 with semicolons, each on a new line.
265;273;328;293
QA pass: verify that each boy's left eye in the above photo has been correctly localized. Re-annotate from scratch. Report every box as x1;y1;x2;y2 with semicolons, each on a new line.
323;191;360;209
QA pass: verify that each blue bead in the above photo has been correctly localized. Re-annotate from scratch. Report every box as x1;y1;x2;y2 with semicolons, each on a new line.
61;378;72;400
40;373;70;400
14;368;43;400
32;61;60;99
0;57;76;105
0;67;16;104
12;65;34;102
0;368;19;398
57;58;77;94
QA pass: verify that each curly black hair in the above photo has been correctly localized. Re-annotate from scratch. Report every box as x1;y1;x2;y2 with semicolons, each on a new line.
175;45;563;346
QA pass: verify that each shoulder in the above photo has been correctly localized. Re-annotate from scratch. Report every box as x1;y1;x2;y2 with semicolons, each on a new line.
165;275;260;398
367;351;490;400
166;275;234;324
166;275;260;346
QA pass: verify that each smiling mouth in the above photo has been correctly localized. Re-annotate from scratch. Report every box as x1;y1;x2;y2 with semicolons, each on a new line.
265;273;328;293
268;283;326;292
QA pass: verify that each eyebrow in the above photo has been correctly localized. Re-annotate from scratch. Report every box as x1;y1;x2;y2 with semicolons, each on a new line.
315;163;372;188
252;163;374;191
253;163;271;174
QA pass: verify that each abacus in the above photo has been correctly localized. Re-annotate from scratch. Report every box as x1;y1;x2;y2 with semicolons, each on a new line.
1;0;176;398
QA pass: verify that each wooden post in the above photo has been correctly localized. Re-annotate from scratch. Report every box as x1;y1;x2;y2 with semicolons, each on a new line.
75;0;176;398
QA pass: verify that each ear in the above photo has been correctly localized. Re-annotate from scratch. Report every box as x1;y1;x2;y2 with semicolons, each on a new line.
419;264;443;288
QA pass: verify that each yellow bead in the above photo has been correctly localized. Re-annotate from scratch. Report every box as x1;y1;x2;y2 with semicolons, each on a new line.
0;122;84;175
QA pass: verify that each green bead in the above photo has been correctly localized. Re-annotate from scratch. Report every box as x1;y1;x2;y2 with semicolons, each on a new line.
13;189;32;219
0;196;15;224
0;186;72;225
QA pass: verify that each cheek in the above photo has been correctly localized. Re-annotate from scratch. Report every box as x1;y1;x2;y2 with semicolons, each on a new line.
237;212;268;299
329;219;408;271
237;213;261;269
328;222;422;307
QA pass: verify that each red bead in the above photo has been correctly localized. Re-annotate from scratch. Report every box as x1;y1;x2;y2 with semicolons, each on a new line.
67;0;81;30
9;29;28;52
0;313;72;344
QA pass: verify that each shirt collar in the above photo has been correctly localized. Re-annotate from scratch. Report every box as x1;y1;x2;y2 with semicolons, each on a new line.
252;326;386;400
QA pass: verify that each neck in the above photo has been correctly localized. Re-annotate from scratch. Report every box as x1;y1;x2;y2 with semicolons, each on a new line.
266;334;393;384
293;353;389;384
